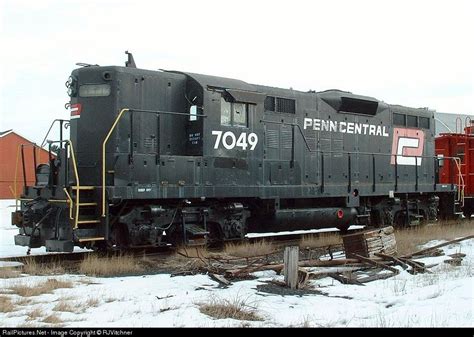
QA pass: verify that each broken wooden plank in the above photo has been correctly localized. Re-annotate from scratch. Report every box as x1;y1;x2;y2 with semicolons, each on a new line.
224;258;362;278
408;249;445;259
304;266;367;280
209;273;232;286
444;258;463;266
328;273;365;286
398;257;431;274
298;268;310;288
351;253;400;274
402;235;474;258
374;252;409;270
284;246;299;289
357;271;398;283
448;253;466;259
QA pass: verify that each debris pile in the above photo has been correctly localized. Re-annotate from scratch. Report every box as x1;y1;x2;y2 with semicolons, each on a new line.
173;232;473;291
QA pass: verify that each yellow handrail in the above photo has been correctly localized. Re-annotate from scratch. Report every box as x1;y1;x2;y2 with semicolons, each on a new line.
63;188;74;220
102;108;130;216
65;140;81;229
453;157;465;207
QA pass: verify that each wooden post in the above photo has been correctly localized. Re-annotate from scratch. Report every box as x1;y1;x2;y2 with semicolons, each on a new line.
284;246;299;289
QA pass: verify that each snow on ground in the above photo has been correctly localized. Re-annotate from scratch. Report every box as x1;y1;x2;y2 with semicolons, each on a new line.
0;198;473;327
0;239;472;327
246;225;365;238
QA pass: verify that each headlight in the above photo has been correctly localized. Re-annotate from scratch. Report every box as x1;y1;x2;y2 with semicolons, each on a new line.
65;76;77;97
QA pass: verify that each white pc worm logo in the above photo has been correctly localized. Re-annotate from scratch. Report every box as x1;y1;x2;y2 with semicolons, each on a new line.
391;128;425;166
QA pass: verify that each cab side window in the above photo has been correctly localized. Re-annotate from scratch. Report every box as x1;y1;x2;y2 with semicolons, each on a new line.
221;98;232;125
233;103;246;126
221;97;251;127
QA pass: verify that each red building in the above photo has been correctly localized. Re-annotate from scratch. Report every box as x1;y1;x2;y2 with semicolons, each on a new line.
0;130;50;199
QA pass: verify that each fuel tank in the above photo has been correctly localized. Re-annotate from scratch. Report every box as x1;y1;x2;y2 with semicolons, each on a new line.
247;207;358;232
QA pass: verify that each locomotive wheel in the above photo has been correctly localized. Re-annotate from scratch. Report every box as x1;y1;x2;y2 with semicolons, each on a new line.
206;222;224;248
428;206;438;221
394;211;408;227
109;223;130;249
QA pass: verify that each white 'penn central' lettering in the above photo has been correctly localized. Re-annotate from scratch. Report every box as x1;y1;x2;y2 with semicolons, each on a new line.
303;118;389;137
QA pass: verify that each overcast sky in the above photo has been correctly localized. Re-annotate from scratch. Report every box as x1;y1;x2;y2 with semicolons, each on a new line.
0;0;472;145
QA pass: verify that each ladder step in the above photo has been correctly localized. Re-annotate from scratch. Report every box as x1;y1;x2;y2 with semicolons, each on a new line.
77;219;101;224
71;186;95;190
78;237;105;242
78;202;98;206
185;224;209;236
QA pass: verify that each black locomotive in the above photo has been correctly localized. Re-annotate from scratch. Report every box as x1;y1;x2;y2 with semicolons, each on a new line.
11;53;462;252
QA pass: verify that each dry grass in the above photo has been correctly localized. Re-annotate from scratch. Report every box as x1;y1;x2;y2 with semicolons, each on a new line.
0;267;22;279
199;296;262;321
79;254;143;277
15;297;34;306
22;259;64;276
42;314;63;325
176;245;211;259
299;232;342;249
26;308;44;321
395;220;474;255
160;246;219;272
0;296;16;313
7;279;73;297
17;321;37;328
53;300;76;313
85;297;100;307
224;240;275;258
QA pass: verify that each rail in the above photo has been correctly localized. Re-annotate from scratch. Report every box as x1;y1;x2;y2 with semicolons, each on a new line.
101;108;207;216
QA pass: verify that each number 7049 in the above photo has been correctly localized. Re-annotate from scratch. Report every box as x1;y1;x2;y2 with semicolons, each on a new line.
212;131;258;151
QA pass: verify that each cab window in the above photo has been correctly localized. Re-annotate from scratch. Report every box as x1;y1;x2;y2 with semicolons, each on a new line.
221;98;232;125
221;97;250;127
